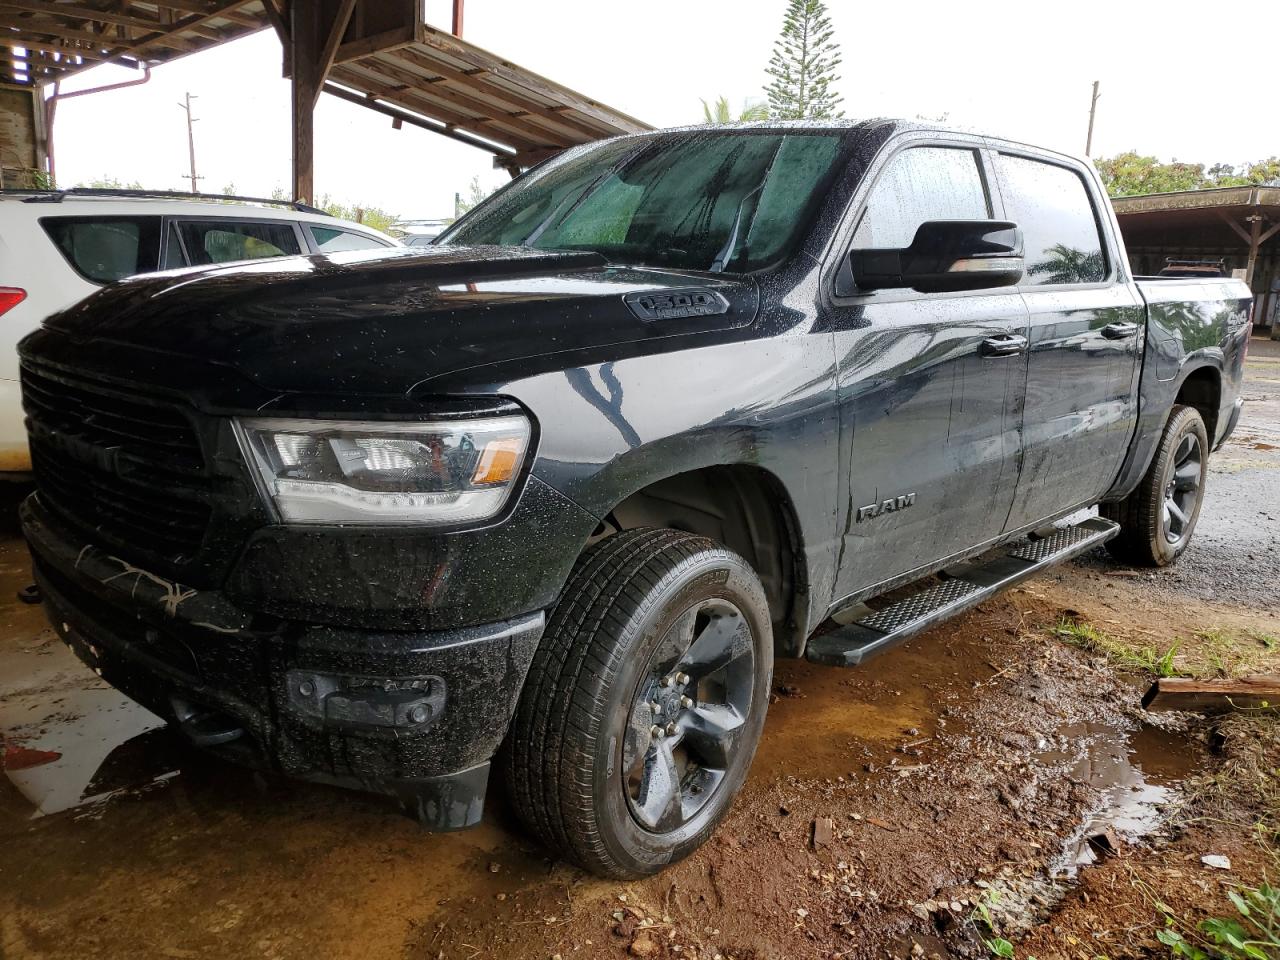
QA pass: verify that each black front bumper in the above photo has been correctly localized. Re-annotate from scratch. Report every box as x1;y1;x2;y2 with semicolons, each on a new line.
23;496;544;830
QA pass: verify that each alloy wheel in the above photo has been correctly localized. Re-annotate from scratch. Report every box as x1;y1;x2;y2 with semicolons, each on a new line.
622;599;756;834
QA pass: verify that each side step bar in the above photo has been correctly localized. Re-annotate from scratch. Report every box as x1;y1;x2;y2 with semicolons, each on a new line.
805;517;1118;667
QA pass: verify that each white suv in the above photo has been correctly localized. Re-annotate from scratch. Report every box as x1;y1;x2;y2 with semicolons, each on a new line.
0;189;399;476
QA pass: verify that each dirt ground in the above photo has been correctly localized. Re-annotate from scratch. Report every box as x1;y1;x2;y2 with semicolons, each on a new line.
2;340;1278;960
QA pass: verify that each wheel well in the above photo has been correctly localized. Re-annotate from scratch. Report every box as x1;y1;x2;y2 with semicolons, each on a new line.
595;466;806;652
1175;367;1220;442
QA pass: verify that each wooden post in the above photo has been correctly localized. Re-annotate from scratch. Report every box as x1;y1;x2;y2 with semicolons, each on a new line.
289;0;319;203
1246;215;1262;287
289;0;359;204
451;0;463;37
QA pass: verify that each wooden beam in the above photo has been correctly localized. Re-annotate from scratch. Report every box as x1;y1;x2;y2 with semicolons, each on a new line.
321;80;516;160
392;47;604;142
312;0;356;107
1220;213;1254;246
141;0;262;28
332;24;414;65
1143;675;1280;713
258;0;289;44
1;39;105;62
416;23;648;134
2;0;199;51
1259;220;1280;246
343;54;569;147
329;63;528;152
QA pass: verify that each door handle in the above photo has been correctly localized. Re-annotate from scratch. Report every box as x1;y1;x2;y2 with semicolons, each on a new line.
1101;321;1139;340
979;334;1028;358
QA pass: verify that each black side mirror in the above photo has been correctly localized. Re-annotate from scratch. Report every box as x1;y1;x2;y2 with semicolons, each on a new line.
849;220;1024;293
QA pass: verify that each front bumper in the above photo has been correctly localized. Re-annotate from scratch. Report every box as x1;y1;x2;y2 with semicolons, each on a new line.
23;495;544;830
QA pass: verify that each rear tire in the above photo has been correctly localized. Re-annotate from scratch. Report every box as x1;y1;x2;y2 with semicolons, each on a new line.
1100;404;1208;567
504;528;773;878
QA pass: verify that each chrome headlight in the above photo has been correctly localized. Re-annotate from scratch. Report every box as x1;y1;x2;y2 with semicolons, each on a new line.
236;415;531;525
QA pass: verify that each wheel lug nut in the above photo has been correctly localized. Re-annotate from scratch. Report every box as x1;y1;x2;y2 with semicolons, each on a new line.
679;695;693;708
650;701;661;713
660;676;673;688
650;724;662;737
665;722;678;736
676;672;690;685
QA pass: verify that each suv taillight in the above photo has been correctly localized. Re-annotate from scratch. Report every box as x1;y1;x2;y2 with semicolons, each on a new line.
0;288;26;316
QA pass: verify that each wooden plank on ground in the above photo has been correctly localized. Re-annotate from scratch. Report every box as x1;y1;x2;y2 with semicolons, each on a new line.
1142;675;1280;713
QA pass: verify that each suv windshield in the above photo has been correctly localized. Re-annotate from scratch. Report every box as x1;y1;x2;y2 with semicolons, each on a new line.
441;131;848;273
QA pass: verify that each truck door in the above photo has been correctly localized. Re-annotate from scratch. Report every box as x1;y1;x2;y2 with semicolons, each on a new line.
824;141;1030;602
989;151;1143;531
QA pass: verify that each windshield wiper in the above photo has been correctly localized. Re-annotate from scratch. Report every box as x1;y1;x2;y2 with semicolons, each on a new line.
709;182;765;273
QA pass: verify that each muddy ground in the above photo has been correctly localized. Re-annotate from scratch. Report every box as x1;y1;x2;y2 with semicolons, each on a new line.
2;340;1278;960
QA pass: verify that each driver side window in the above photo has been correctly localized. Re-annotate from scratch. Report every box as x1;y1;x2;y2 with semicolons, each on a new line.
852;147;991;249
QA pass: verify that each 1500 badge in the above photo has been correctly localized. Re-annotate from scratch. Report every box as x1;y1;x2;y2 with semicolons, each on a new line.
624;289;730;321
856;493;916;522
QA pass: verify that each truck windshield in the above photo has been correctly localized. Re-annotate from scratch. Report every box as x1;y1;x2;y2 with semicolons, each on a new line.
441;131;847;273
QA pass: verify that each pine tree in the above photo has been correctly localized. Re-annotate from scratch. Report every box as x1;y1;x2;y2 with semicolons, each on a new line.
763;0;844;120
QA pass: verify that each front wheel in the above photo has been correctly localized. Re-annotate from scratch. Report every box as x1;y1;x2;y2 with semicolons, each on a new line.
504;528;773;878
1101;404;1209;567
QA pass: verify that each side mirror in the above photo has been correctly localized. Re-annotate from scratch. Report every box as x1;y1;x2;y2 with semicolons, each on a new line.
849;220;1023;293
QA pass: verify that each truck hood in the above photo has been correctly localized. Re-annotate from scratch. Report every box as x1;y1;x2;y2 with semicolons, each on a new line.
37;245;759;403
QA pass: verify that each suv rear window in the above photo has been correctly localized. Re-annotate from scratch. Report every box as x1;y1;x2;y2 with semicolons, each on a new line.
40;216;163;284
176;220;302;266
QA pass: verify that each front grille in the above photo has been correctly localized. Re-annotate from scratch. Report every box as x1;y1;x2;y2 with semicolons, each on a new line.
21;364;203;470
22;364;212;564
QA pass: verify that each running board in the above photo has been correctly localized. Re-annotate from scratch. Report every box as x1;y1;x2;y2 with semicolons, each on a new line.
805;517;1118;667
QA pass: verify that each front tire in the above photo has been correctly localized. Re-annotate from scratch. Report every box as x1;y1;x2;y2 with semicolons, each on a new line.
1101;404;1209;567
504;528;773;878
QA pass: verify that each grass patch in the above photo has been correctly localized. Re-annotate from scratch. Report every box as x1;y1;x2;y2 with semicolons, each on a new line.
1054;618;1184;676
1052;619;1280;680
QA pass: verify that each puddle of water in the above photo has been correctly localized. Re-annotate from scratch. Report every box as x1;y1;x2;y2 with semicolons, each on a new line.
1040;721;1197;878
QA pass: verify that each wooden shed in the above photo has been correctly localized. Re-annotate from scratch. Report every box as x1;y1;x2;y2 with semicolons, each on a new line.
1113;187;1280;338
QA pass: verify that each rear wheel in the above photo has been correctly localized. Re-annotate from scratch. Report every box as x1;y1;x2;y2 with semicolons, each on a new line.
504;528;772;878
1101;404;1208;567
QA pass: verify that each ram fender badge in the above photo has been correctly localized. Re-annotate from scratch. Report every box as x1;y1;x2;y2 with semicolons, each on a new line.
856;492;916;522
624;289;730;322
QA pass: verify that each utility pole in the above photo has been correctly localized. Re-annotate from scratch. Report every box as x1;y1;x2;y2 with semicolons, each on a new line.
177;91;201;192
1085;80;1101;157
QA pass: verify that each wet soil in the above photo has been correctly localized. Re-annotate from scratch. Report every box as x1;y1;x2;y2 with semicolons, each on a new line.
1;342;1277;960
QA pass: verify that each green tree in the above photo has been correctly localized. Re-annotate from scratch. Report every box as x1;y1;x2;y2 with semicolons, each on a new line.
1095;151;1280;197
75;175;145;190
454;175;494;219
763;0;843;120
699;96;770;124
315;194;399;233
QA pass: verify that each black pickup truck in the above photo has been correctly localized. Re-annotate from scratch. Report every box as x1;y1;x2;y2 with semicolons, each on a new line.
19;121;1252;878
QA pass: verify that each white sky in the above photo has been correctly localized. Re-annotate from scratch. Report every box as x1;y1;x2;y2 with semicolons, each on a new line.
49;0;1279;221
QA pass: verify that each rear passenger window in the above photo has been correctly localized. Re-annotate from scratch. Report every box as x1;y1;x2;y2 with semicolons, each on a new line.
175;220;301;266
309;226;388;253
994;155;1107;285
40;216;162;284
852;147;990;249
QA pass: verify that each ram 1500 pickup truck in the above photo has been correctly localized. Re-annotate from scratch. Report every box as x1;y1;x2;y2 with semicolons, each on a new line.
18;121;1252;878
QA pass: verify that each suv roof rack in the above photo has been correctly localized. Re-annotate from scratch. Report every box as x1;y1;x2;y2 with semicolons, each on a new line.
2;187;326;215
